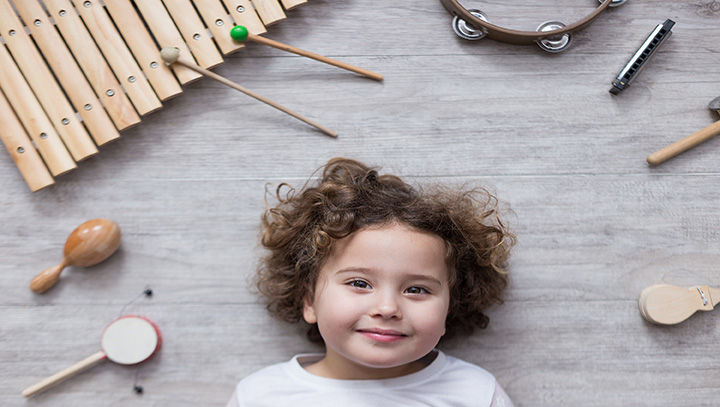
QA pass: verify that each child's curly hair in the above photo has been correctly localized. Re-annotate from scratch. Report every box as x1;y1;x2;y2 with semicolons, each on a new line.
255;158;515;344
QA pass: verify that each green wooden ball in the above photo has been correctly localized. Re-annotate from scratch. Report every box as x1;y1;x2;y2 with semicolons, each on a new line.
230;25;249;42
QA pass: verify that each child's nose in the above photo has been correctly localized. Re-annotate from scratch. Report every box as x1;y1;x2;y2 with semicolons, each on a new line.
370;294;402;319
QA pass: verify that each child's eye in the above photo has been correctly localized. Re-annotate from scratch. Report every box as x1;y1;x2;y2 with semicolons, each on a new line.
405;286;429;295
348;280;371;289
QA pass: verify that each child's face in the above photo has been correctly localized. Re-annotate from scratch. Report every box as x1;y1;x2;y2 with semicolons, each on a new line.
303;222;451;379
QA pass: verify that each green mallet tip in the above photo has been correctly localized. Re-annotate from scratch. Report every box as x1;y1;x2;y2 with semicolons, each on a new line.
230;25;249;42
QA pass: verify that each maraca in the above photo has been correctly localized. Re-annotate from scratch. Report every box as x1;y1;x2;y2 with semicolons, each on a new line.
30;219;121;293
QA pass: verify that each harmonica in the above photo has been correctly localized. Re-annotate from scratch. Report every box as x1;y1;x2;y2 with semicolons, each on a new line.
610;19;675;95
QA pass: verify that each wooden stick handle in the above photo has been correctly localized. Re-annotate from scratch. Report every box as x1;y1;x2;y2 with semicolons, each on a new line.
171;57;337;137
647;120;720;165
247;34;383;81
22;350;106;397
29;260;67;293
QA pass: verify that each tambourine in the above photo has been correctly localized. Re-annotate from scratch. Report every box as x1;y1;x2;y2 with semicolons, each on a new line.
440;0;626;52
22;315;162;397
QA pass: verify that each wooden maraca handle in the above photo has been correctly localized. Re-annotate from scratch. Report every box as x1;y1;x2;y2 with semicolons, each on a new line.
29;261;67;293
22;350;106;397
647;120;720;165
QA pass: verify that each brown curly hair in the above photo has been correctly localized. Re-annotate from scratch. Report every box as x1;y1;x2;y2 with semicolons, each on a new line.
255;158;515;344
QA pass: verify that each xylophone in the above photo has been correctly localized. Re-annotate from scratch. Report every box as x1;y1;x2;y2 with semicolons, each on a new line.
0;0;309;192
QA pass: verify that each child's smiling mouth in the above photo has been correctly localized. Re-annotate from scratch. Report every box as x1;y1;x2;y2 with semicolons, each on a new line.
356;328;409;343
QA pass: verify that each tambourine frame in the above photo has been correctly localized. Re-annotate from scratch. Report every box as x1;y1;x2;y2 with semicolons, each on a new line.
439;0;615;45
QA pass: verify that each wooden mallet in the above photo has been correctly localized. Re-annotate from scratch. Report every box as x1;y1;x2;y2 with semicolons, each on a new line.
647;96;720;165
229;25;383;81
160;47;337;137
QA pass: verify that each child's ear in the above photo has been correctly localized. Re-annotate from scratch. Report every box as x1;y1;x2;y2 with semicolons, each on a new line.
302;294;317;324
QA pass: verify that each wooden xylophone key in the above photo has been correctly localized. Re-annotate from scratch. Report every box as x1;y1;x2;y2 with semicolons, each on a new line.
0;41;76;177
251;0;286;26
280;0;307;10
0;89;55;192
102;0;183;101
71;0;163;116
192;0;244;55
132;0;203;84
1;0;313;190
223;0;267;35
161;0;224;69
0;0;97;161
44;0;141;130
12;0;120;147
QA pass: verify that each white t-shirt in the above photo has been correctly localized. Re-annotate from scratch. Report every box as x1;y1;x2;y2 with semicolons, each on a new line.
226;351;513;407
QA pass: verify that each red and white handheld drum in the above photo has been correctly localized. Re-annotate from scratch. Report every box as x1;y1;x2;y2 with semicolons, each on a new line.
22;315;162;397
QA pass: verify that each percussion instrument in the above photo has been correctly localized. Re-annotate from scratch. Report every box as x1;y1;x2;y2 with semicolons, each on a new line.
22;315;162;397
30;219;122;293
160;46;338;137
230;25;384;81
647;96;720;166
0;0;337;192
439;0;625;52
639;284;720;325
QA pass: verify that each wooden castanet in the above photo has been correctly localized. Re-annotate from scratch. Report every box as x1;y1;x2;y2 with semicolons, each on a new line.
230;25;384;81
102;0;183;101
0;90;54;192
0;0;97;161
12;0;120;146
44;0;141;130
71;0;163;116
0;39;76;177
639;284;720;325
30;219;121;294
22;316;161;397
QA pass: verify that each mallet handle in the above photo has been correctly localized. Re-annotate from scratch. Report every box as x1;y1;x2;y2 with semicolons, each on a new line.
647;120;720;165
172;57;337;137
22;351;106;397
248;33;384;81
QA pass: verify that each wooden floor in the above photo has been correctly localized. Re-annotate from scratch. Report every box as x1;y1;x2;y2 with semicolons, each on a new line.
2;0;719;406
